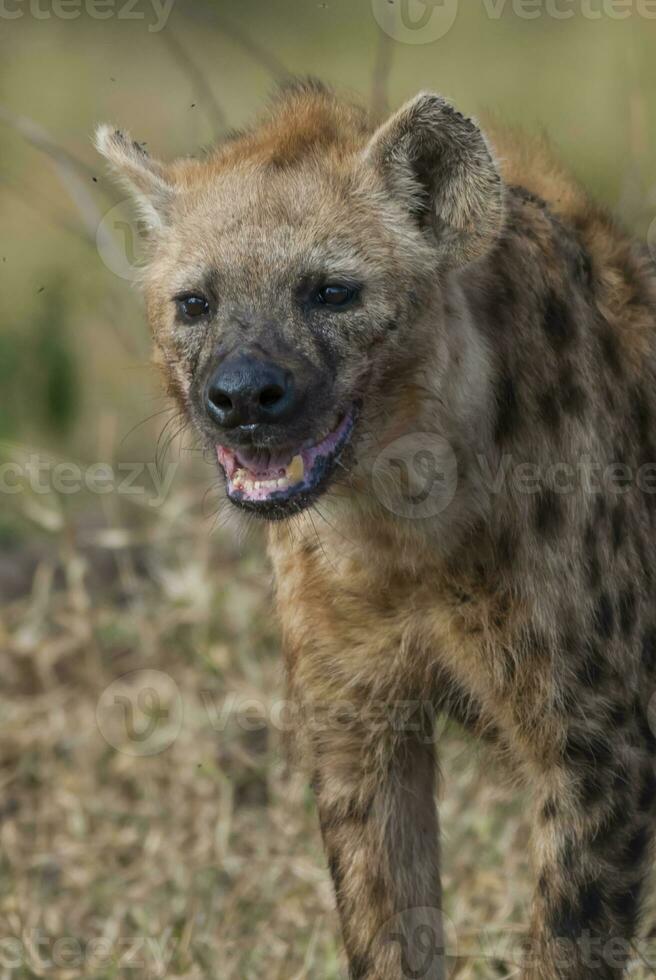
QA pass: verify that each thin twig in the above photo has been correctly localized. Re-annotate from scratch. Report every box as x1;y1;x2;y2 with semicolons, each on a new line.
0;106;125;270
161;31;228;138
0;106;100;183
1;171;95;244
200;8;291;84
370;26;394;121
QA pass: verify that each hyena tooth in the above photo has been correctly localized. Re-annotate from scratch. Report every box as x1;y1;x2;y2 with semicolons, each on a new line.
286;454;305;483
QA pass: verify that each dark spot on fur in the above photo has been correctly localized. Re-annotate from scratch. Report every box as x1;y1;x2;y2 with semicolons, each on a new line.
494;373;520;445
593;593;615;640
559;365;588;418
349;953;371;979
584;523;600;589
607;702;628;728
609;878;643;933
611;502;626;553
320;796;372;833
579;881;604;925
593;804;625;849
596;318;623;377
534;489;563;538
560;837;575;871
538;873;549;896
577;653;603;686
542;797;559;821
580;767;607;806
496;526;516;567
642;629;656;674
564;730;612;768
574;245;594;290
538;389;562;433
549;896;580;940
328;852;343;892
594;495;608;524
634;534;653;587
630;385;651;449
635;704;656;753
638;769;656;812
622;825;649;870
619;588;637;638
543;290;576;349
510;185;549;210
370;871;387;907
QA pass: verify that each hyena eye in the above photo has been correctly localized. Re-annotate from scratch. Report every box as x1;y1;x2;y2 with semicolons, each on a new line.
175;293;210;320
314;284;359;308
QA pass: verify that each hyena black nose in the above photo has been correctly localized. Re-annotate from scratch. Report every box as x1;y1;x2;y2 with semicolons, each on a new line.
206;355;296;429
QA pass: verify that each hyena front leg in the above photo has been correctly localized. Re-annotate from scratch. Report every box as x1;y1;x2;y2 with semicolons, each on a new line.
310;707;444;980
523;720;656;979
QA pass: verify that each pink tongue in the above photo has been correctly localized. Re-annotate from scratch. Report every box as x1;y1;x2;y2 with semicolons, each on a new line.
234;447;293;476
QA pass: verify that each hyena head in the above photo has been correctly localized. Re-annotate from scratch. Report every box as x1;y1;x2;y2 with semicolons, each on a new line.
96;83;504;521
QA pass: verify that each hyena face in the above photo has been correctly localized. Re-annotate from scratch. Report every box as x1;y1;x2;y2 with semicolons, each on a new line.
96;85;505;519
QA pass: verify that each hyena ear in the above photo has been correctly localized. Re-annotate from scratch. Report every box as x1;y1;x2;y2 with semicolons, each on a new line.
94;124;175;231
363;93;505;267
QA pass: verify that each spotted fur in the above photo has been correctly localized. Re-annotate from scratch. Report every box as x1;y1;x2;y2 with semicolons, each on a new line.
97;81;656;979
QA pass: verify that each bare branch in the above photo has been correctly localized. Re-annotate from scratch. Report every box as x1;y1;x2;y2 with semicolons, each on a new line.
189;6;290;84
1;171;94;244
370;27;393;121
161;31;228;139
0;106;100;183
0;106;123;268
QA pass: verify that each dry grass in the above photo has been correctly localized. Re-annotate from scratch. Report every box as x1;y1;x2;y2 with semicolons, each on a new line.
2;452;656;980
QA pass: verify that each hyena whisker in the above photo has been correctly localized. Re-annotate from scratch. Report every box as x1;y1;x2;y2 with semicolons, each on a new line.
120;406;177;448
154;413;188;473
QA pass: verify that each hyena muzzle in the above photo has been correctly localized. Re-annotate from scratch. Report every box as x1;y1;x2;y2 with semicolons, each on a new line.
97;80;656;979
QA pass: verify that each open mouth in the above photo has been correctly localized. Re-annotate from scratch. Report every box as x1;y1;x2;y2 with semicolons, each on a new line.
216;406;357;518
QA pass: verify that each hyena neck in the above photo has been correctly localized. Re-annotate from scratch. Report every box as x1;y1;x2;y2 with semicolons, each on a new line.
320;185;587;583
317;272;499;572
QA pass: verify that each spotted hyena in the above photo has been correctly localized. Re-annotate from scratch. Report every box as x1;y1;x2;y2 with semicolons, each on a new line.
96;80;656;978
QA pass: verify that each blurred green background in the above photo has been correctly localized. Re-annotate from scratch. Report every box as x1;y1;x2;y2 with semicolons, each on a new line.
1;3;656;978
1;0;655;547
